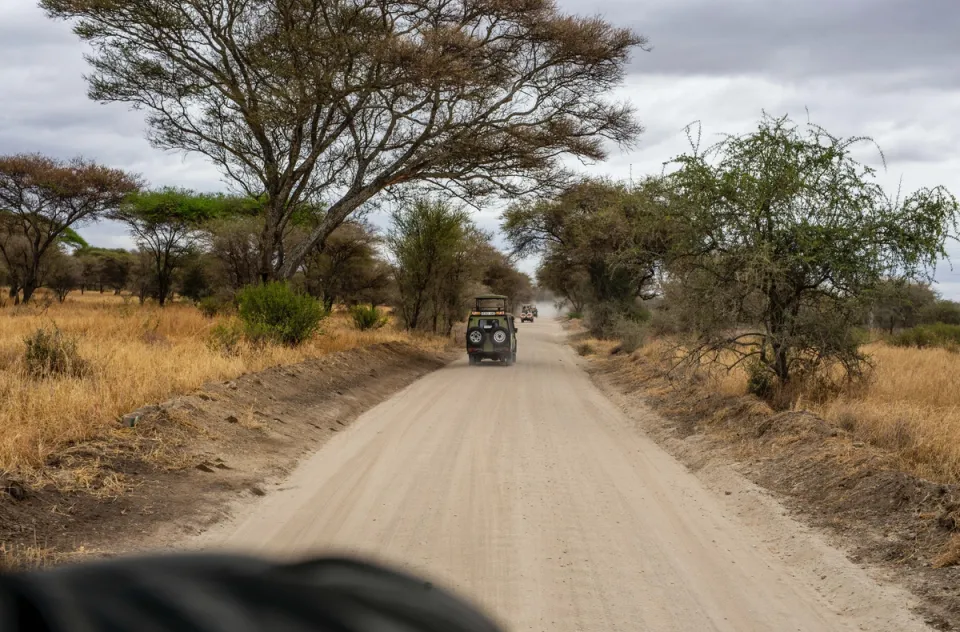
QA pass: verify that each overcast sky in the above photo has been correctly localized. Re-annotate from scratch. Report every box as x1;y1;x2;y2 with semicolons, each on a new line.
2;0;959;294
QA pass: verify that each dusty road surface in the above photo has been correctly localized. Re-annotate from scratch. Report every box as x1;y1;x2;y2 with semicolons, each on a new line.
201;313;928;632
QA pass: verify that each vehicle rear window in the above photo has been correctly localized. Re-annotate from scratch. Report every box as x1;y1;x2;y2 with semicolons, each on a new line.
476;299;506;310
478;319;500;329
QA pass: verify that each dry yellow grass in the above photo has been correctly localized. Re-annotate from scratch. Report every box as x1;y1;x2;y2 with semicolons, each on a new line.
634;335;960;482
816;343;960;482
0;292;446;478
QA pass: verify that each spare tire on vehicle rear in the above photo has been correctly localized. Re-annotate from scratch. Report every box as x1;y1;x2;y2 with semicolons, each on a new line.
466;328;485;346
491;327;509;347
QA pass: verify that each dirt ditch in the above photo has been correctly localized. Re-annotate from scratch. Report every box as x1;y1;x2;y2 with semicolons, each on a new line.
581;345;960;630
0;342;452;566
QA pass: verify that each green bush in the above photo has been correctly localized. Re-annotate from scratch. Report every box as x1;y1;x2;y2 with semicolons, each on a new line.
586;301;650;339
920;300;960;326
849;326;872;346
745;360;775;399
350;304;388;331
611;316;648;354
892;323;960;350
236;282;327;346
207;319;245;355
584;302;618;337
197;290;236;318
197;296;222;318
566;311;584;320
24;327;87;378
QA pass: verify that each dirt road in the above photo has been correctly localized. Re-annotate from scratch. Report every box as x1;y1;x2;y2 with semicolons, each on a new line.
201;314;929;631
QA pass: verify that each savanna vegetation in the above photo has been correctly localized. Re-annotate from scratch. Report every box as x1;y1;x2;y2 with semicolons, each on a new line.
0;186;534;479
4;0;632;479
4;0;958;576
508;113;960;482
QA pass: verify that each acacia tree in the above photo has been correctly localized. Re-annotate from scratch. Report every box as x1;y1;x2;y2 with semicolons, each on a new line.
114;189;225;305
46;250;82;303
536;253;591;314
75;246;134;294
920;299;960;325
128;250;158;305
43;0;646;281
0;232;78;302
98;248;135;294
203;215;265;291
503;177;679;332
388;199;473;331
302;220;390;311
0;154;139;302
476;243;534;309
861;279;937;334
429;223;488;335
666;114;959;392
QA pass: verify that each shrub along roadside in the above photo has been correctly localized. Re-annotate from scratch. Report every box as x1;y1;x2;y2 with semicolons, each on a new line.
24;327;87;379
207;319;245;355
610;317;648;354
892;323;960;350
236;282;328;346
350;304;388;331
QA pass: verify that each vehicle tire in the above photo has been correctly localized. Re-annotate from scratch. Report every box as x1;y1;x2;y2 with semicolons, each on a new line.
466;327;485;347
512;351;517;364
491;327;508;347
468;355;479;365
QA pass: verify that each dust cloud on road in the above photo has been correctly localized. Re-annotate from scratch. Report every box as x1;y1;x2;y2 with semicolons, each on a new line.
200;316;929;632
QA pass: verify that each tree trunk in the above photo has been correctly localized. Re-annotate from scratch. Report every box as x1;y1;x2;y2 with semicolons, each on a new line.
21;281;37;304
20;255;41;304
258;204;284;283
772;341;790;385
156;269;170;307
279;190;378;279
408;293;424;330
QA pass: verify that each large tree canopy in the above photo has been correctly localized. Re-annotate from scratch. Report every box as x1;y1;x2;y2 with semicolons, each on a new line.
43;0;647;281
503;178;679;324
0;154;140;303
665;114;959;390
302;220;390;310
113;189;232;305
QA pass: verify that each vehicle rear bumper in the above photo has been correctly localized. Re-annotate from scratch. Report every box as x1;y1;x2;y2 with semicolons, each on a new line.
467;350;511;359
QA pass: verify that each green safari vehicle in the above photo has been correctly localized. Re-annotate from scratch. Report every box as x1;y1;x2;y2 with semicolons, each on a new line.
465;294;517;366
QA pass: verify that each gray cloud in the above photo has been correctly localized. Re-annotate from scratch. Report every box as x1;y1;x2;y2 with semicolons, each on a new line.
584;0;960;86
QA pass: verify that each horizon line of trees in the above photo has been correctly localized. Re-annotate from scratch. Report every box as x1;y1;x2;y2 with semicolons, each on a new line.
0;156;533;334
505;113;960;401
